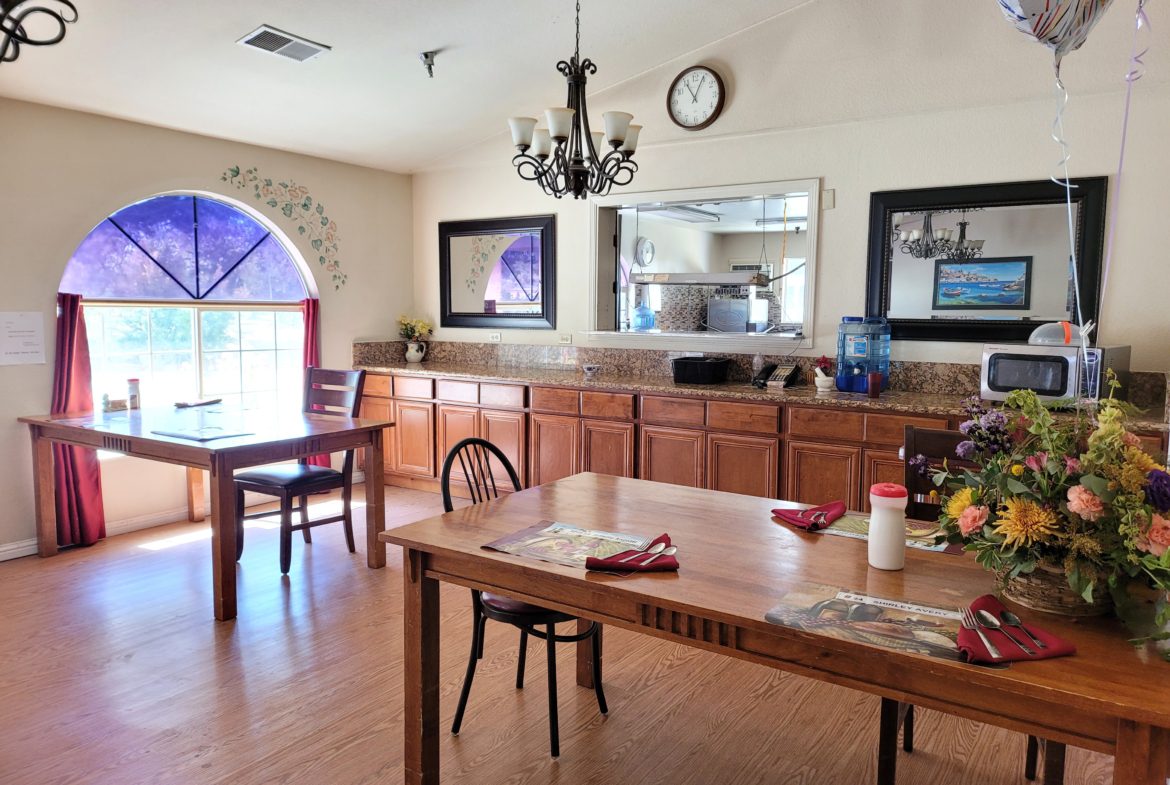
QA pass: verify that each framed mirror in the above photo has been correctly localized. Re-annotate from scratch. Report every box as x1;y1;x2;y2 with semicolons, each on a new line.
865;177;1107;342
439;214;556;329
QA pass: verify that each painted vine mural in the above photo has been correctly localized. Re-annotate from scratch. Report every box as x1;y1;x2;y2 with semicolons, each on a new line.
221;165;347;289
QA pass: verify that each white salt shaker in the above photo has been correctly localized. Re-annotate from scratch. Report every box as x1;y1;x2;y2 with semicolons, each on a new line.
868;483;908;570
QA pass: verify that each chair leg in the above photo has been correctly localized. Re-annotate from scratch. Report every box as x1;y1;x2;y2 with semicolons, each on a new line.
476;614;487;660
341;484;356;554
299;495;311;543
545;622;560;758
1043;740;1066;785
590;623;608;715
235;488;246;561
451;603;483;736
516;628;528;689
902;704;914;753
1025;735;1040;781
279;495;293;575
877;697;899;785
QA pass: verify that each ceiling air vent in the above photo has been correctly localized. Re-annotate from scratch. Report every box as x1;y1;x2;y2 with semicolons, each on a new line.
237;25;330;62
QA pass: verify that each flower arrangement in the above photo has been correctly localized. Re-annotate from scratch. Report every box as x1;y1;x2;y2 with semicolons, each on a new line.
919;383;1170;625
815;355;833;374
398;316;433;343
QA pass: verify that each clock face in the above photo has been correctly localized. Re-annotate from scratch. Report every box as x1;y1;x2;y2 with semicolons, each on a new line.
668;66;725;130
634;237;655;268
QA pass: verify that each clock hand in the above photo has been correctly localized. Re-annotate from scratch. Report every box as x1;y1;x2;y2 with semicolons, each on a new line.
692;74;706;103
684;80;697;101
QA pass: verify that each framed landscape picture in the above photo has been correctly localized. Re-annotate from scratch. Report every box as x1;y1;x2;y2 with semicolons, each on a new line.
932;257;1032;311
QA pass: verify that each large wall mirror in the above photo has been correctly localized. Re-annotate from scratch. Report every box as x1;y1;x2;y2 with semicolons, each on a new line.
865;178;1106;342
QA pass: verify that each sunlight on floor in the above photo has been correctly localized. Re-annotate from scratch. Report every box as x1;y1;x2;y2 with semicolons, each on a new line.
137;498;366;551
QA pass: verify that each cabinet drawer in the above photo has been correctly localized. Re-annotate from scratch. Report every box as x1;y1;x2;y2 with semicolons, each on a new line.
392;376;434;401
864;413;949;447
479;383;526;410
707;401;780;434
787;406;865;442
436;379;479;404
531;386;580;415
363;373;391;399
581;391;635;420
641;395;705;427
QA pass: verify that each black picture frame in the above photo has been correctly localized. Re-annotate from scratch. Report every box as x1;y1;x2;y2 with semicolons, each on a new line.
931;257;1033;311
439;215;556;330
865;177;1107;342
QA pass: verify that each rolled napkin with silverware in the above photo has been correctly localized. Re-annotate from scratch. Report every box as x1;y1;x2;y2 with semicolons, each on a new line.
586;533;679;573
957;594;1076;665
771;501;847;532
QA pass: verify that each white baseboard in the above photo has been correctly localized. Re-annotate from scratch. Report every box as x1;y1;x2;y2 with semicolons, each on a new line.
0;538;38;562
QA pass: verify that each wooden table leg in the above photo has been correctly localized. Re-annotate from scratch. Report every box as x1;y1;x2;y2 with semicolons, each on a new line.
1113;720;1170;784
208;455;237;622
404;548;439;785
365;430;386;569
576;619;600;689
28;426;58;557
186;467;206;522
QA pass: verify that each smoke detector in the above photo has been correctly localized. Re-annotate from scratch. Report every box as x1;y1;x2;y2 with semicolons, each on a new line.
237;25;330;62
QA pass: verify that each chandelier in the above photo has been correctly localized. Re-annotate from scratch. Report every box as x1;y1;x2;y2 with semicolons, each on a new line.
507;1;640;199
895;210;984;262
0;0;77;65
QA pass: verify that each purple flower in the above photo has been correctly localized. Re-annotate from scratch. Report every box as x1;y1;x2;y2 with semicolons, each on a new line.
908;453;930;478
959;420;975;435
956;440;977;461
1146;469;1170;513
980;411;1009;431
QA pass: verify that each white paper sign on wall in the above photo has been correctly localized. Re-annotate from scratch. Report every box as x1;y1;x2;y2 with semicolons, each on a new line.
0;312;46;365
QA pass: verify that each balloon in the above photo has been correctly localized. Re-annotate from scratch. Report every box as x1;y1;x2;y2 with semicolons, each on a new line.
998;0;1116;67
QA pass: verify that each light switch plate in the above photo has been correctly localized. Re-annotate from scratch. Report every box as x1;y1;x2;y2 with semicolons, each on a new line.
822;188;836;210
488;332;502;343
558;333;572;344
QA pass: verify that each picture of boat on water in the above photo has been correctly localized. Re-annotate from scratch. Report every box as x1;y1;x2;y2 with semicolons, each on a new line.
932;257;1032;310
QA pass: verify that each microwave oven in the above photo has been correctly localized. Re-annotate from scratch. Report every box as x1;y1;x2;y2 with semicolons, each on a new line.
980;343;1131;402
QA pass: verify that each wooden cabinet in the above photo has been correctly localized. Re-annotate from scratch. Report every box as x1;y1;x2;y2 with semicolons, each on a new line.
784;440;862;509
437;404;480;468
480;408;527;486
707;433;779;498
862;448;905;512
358;396;394;473
393;400;435;478
640;426;705;488
580;419;635;478
529;413;580;486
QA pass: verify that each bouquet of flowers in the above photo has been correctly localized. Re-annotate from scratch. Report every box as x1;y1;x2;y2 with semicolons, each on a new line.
917;384;1170;623
398;316;433;342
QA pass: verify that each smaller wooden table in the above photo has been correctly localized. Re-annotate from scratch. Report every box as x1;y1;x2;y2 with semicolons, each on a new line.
21;405;392;621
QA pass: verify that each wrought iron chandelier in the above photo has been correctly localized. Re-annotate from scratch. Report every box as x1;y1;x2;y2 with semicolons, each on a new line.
894;210;984;261
507;1;640;199
0;0;77;65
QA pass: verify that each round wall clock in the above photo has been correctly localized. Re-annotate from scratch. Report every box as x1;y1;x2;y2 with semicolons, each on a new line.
634;237;655;267
667;65;725;130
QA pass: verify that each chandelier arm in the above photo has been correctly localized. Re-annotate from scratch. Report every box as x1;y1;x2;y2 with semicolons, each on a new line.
512;153;552;183
0;1;77;63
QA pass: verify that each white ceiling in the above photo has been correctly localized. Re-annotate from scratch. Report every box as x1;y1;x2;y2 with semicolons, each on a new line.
0;0;809;173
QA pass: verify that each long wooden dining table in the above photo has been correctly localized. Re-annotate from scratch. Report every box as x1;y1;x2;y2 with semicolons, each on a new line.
20;404;392;620
382;471;1170;784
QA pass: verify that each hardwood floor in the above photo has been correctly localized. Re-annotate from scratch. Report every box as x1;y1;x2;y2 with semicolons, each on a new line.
0;486;1115;784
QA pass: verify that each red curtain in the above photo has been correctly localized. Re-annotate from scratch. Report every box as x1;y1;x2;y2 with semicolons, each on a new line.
301;298;331;468
51;293;106;546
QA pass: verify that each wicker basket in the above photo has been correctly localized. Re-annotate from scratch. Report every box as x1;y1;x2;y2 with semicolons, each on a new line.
999;562;1113;617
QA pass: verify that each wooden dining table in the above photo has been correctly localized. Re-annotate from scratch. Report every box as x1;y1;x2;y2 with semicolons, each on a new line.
382;472;1170;784
20;404;392;621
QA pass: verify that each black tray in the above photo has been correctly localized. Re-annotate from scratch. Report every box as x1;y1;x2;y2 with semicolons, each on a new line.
671;357;730;385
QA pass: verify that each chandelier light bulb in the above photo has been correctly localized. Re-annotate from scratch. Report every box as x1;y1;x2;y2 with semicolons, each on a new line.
545;108;575;142
508;117;537;149
530;129;552;159
602;111;633;145
620;124;641;153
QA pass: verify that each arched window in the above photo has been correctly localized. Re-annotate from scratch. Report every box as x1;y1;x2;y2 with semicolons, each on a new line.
60;193;312;410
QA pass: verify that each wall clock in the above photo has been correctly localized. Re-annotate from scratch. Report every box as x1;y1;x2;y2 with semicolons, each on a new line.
667;65;725;130
634;236;655;267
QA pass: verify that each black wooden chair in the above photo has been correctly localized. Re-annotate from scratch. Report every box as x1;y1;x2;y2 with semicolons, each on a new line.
233;368;366;574
442;437;607;758
876;426;1064;785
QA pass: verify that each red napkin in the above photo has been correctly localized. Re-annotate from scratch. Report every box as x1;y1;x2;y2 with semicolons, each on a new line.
586;533;678;572
772;501;847;532
957;594;1077;665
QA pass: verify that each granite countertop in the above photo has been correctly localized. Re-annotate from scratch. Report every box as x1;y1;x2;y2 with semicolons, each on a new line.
357;362;1168;433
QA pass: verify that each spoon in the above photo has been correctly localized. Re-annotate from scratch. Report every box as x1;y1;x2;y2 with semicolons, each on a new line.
641;545;677;566
619;542;664;563
975;609;1033;655
1000;609;1047;650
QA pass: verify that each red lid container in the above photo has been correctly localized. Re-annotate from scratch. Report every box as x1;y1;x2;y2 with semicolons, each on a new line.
870;482;908;498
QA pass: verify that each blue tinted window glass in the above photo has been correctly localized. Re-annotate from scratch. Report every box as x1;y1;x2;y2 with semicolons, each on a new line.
195;198;270;298
203;235;307;302
59;220;189;300
109;195;197;296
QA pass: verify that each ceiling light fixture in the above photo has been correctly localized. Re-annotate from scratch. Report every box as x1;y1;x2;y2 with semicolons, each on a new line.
0;0;77;65
507;1;640;199
894;210;984;261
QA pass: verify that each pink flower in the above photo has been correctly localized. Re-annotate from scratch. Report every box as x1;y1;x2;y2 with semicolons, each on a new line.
1067;485;1105;521
1025;452;1048;473
957;505;989;536
1064;455;1081;474
1123;432;1142;448
1145;514;1170;557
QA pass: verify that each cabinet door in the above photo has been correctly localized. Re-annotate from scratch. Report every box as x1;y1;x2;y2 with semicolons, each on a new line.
479;408;527;488
393;400;436;478
784;440;862;509
707;432;779;498
580;419;635;478
437;404;481;471
529;413;580;486
862;448;906;512
358;397;394;474
640;426;705;488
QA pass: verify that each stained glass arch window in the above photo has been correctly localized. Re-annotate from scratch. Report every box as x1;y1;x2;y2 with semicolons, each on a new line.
60;193;310;301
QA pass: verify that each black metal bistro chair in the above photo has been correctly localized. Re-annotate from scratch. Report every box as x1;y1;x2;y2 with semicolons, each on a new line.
442;437;608;758
233;368;366;574
875;427;1064;785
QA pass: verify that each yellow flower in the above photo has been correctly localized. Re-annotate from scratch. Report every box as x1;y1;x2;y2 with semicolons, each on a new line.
1114;447;1164;493
945;487;975;518
1010;464;1025;477
994;498;1060;549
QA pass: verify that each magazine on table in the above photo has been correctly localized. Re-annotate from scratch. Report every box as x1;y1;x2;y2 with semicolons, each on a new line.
483;521;651;568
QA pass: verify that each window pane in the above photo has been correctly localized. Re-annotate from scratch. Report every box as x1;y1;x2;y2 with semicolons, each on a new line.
150;351;197;403
239;311;275;351
102;308;149;354
276;348;303;391
202;235;308;302
60;220;189;300
195;198;270;298
241;350;277;392
94;353;149;399
109;195;197;296
200;310;239;351
149;308;194;352
201;351;241;395
275;311;304;350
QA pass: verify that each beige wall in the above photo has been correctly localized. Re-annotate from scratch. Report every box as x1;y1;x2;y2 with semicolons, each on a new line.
0;98;412;555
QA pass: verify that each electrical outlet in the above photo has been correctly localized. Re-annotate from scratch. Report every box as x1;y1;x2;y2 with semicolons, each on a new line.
488;332;502;343
558;333;573;345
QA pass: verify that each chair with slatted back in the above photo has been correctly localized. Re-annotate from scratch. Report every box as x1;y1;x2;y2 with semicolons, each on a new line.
877;426;1064;785
442;437;607;759
233;368;366;574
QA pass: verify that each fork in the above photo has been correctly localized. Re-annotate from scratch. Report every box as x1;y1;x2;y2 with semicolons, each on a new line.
960;606;1002;660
